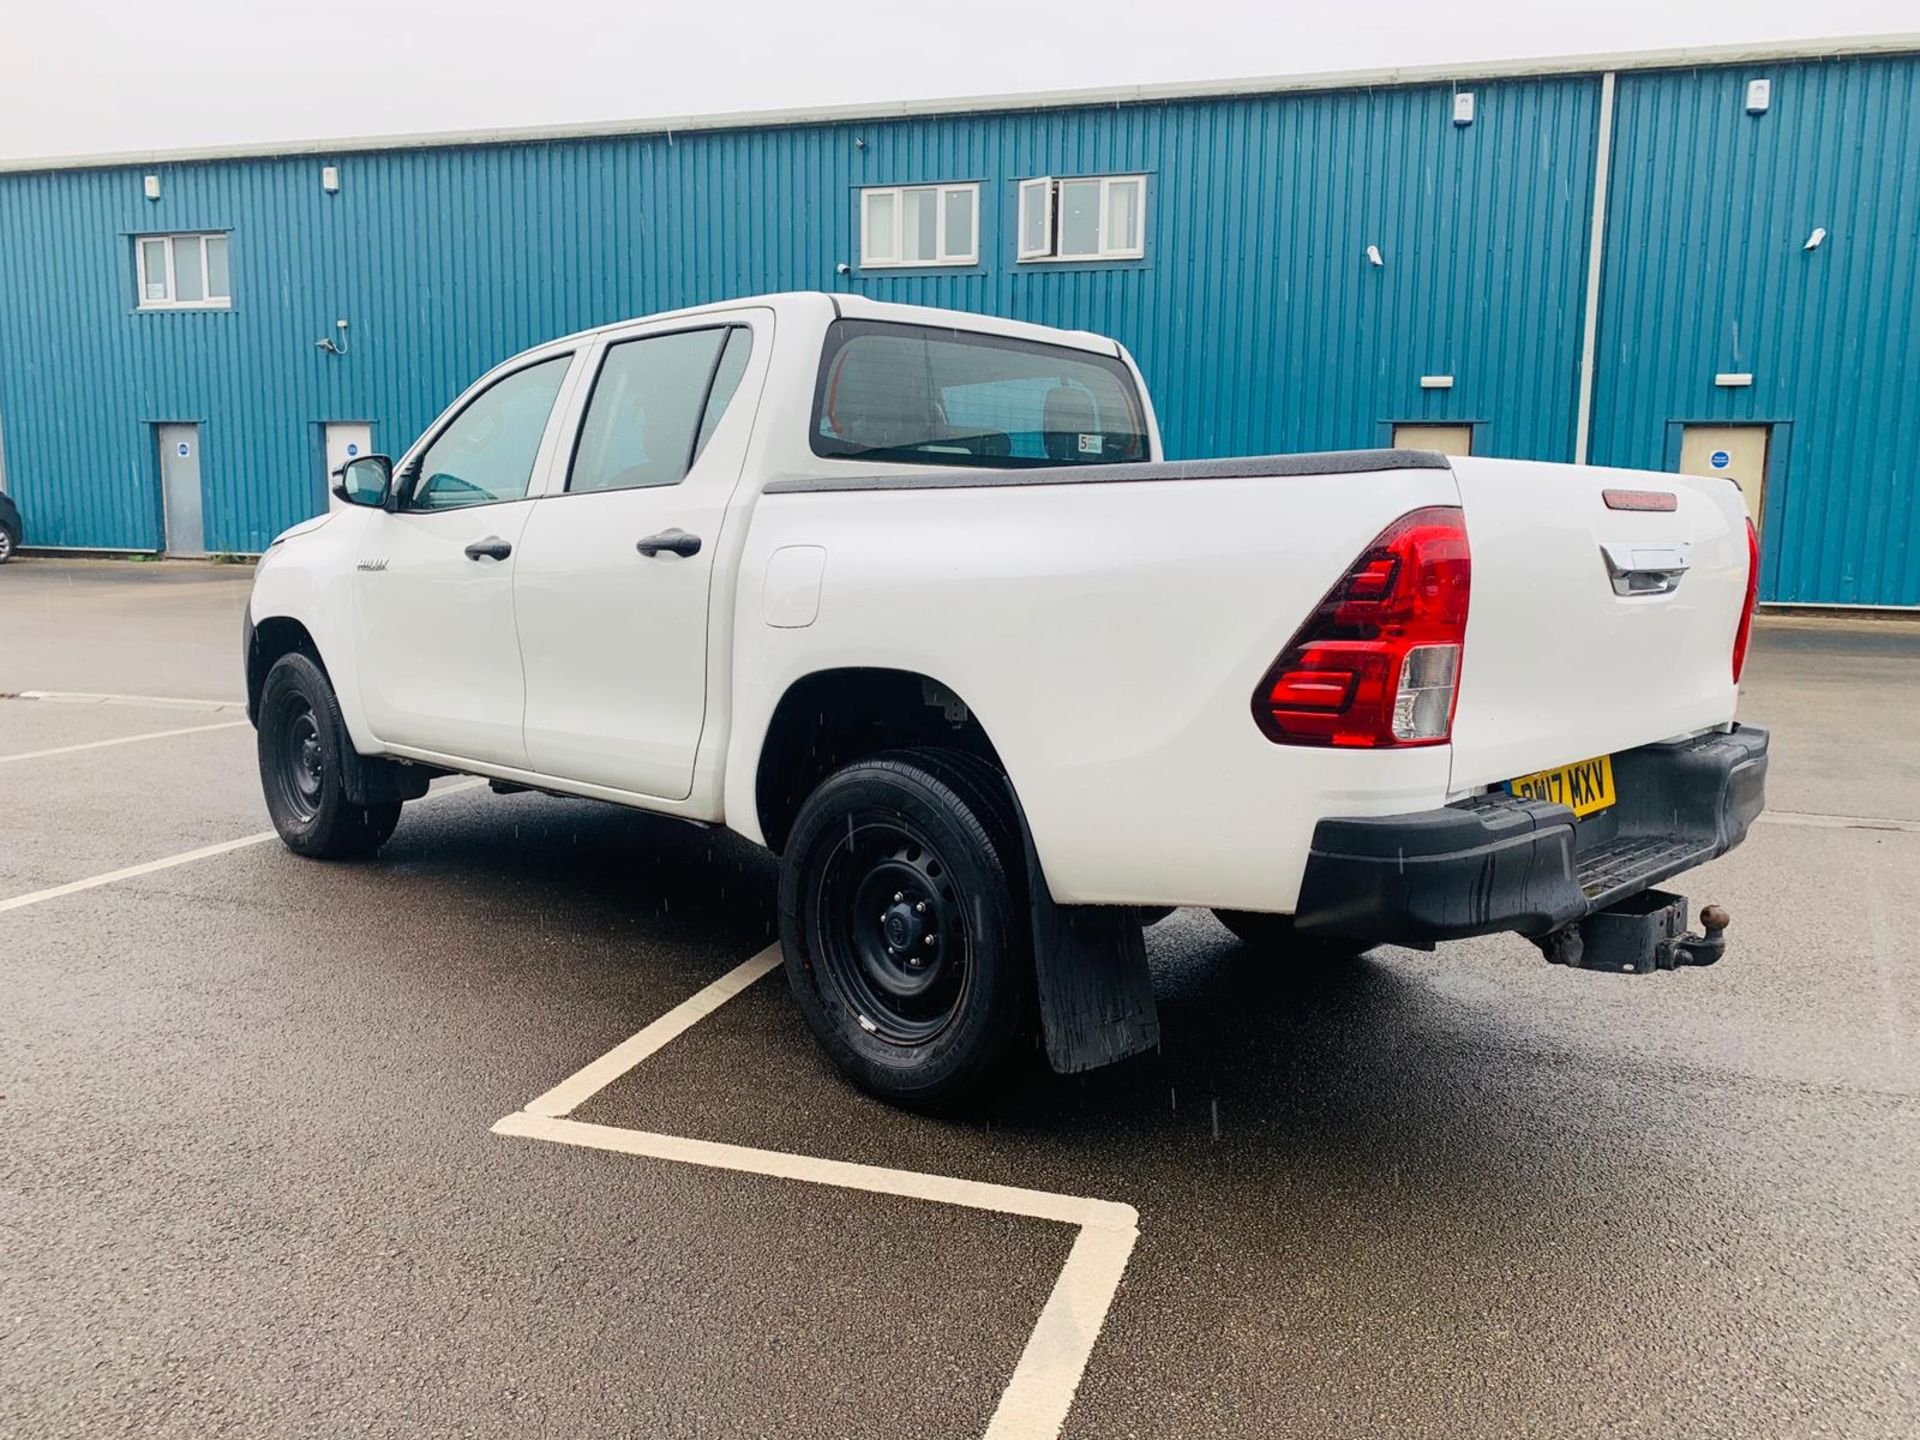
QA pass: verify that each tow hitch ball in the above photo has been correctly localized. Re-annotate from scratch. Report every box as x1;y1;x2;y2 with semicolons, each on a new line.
1533;890;1730;974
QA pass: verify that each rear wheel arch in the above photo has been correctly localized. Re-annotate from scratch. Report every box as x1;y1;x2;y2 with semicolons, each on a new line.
753;667;1012;855
777;746;1036;1106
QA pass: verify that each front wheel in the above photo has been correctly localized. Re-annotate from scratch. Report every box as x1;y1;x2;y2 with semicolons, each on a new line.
778;750;1031;1108
0;522;16;563
1211;909;1368;963
257;652;402;859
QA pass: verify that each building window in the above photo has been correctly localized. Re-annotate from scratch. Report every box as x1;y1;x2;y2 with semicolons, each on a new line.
136;233;231;309
858;184;979;268
1017;175;1146;262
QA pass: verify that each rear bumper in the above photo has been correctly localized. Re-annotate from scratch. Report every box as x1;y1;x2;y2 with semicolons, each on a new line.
1293;726;1769;945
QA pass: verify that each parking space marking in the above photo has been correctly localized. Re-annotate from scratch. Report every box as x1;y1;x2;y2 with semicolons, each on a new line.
1758;809;1920;834
496;1109;1136;1233
522;946;786;1117
0;719;249;764
0;777;487;915
13;690;248;712
0;829;284;915
494;944;1140;1440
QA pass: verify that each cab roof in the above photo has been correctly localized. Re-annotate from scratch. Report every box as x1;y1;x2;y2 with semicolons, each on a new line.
551;291;1122;357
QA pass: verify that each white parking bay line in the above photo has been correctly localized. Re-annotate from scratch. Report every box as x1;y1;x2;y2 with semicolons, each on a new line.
494;944;1140;1440
0;828;282;914
14;690;249;712
521;947;786;1118
495;1111;1135;1233
990;1223;1139;1440
1758;809;1920;835
0;720;249;764
0;777;487;915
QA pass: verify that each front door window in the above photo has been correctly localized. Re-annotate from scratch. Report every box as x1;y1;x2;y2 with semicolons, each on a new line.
410;356;572;510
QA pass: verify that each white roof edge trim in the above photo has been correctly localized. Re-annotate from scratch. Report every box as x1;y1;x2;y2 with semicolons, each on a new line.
4;32;1916;175
467;293;1120;362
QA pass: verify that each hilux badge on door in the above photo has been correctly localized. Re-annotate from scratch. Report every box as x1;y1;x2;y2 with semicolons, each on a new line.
356;559;388;572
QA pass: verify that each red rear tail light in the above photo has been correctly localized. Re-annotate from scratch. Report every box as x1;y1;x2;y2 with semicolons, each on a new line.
1732;517;1760;683
1253;506;1472;747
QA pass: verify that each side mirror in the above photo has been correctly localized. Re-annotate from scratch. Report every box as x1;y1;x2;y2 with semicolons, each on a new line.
333;454;393;508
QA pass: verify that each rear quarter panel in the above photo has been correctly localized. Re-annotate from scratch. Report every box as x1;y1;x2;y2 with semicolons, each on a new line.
726;468;1459;910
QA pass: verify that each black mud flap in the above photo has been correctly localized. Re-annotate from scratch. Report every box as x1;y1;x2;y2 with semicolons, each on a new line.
1019;822;1161;1074
338;748;434;806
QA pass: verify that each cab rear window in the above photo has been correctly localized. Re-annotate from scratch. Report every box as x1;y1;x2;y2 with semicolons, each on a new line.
811;319;1148;467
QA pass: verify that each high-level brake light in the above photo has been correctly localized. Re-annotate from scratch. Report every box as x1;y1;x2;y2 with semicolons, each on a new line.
1253;507;1472;748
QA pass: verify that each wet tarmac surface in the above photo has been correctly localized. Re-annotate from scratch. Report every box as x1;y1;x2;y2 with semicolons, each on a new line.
3;559;1917;1437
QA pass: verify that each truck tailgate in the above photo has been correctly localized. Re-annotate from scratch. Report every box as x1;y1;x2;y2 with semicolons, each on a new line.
1446;456;1752;795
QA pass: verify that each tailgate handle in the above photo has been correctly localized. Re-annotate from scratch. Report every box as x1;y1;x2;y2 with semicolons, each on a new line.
1600;541;1691;596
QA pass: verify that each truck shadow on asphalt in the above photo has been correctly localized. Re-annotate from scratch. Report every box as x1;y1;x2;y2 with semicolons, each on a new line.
358;792;1700;1219
324;790;1763;1358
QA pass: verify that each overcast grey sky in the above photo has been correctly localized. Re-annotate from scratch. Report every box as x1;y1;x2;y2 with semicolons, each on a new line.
1;0;1914;162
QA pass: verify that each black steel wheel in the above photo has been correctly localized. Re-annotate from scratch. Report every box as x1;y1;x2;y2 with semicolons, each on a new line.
816;818;972;1046
271;700;328;825
256;651;402;859
779;749;1031;1107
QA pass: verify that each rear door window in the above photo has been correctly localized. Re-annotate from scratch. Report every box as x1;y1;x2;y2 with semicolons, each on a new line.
811;319;1147;467
568;326;752;494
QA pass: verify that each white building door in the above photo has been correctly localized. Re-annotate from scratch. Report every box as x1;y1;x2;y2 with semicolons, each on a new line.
1680;424;1769;537
323;422;374;512
1393;423;1474;456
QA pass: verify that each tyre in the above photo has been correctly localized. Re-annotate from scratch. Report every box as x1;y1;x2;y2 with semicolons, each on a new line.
778;749;1031;1107
256;652;402;859
1211;908;1368;962
0;522;16;564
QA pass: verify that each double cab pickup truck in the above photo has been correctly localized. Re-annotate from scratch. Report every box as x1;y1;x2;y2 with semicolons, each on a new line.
246;293;1768;1105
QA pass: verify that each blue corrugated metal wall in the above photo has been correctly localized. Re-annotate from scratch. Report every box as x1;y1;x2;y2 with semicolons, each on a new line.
0;53;1914;604
1593;56;1920;605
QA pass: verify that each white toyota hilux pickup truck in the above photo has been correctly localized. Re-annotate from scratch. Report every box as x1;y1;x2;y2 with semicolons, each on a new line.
246;292;1768;1105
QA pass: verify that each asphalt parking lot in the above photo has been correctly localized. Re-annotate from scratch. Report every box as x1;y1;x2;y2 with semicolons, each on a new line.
4;558;1918;1439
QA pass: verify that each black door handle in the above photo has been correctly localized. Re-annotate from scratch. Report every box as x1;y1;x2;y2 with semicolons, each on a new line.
636;529;702;559
464;536;513;561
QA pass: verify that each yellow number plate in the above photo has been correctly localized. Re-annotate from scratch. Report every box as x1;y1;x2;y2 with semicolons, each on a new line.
1506;754;1616;817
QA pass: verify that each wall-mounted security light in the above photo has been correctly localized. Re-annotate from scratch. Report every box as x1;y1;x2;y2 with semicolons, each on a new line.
1420;375;1454;389
321;166;340;194
1746;78;1771;115
1715;372;1754;388
836;261;852;275
143;174;161;201
854;137;867;149
1365;244;1384;267
1452;92;1475;126
1803;227;1827;250
315;318;351;356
